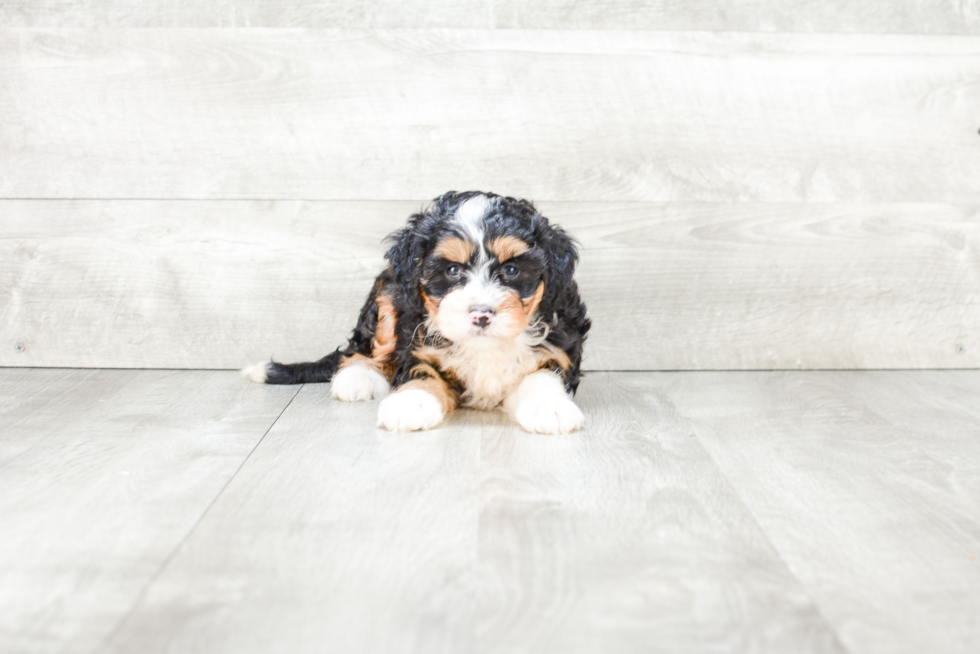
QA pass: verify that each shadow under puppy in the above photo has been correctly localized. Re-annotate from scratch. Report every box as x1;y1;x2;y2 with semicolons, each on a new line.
243;191;590;433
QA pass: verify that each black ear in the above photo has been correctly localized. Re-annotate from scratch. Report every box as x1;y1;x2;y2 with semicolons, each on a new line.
384;207;443;351
534;216;579;307
385;217;427;292
386;192;466;291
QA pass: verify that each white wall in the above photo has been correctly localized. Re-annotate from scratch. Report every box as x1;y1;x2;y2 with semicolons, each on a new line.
1;2;978;370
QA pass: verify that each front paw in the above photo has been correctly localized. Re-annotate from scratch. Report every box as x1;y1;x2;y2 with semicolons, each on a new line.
331;365;390;402
514;395;584;434
376;389;445;432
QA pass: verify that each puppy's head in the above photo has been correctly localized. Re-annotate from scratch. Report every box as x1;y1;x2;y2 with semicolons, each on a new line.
386;191;578;344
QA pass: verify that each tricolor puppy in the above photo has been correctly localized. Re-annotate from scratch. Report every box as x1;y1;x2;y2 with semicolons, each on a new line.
243;191;590;434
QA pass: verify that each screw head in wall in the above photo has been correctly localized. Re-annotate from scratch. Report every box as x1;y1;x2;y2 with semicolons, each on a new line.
14;343;25;353
956;343;966;355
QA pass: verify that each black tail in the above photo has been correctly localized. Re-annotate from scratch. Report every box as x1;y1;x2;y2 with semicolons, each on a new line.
264;349;343;384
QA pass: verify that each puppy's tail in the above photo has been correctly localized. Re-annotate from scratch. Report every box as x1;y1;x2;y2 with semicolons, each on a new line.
241;349;343;385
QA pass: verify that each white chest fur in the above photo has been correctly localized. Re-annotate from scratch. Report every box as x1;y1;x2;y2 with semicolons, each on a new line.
441;332;543;410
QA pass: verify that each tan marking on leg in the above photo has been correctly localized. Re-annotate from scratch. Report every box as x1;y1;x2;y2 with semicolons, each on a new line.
413;345;445;368
410;362;441;380
413;346;467;390
400;377;459;413
488;235;530;262
372;296;397;359
339;352;383;374
372;295;398;378
434;236;475;263
534;342;573;372
339;294;398;379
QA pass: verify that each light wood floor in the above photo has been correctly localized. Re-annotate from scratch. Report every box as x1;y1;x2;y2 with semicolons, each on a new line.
1;369;978;654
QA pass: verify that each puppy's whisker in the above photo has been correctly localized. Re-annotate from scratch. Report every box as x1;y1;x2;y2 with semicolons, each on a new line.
409;321;424;347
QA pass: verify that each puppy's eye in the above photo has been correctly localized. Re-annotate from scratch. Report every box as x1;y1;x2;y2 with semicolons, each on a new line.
446;264;462;278
502;264;519;278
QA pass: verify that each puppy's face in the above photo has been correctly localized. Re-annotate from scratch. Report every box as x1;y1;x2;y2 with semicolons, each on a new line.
419;196;546;343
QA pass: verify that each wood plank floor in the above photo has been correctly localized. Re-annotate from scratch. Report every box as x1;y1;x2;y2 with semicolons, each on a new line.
1;369;977;653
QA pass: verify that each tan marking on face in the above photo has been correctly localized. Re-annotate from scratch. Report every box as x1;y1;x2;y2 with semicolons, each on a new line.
400;376;459;413
493;291;531;339
420;289;441;318
521;281;545;317
338;294;397;379
434;236;475;263
488;235;530;263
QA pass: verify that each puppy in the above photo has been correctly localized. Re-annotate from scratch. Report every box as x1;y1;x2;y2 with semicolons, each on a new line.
243;191;590;433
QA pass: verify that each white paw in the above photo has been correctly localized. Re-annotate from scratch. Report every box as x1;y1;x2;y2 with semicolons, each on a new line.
241;361;271;383
504;370;585;434
513;395;584;434
331;365;390;402
376;389;444;432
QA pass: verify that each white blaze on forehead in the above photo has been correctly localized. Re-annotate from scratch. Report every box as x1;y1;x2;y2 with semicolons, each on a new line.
447;272;507;312
466;258;493;287
453;195;492;248
437;194;512;341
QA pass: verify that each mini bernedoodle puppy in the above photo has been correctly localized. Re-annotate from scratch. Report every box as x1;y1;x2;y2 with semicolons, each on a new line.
243;191;590;434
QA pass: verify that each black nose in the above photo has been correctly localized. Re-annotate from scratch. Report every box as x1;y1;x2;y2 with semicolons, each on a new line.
470;305;494;328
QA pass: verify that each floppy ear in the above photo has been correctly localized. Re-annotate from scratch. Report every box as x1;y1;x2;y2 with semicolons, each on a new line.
385;193;462;291
384;207;445;385
385;219;425;292
535;217;580;308
530;212;590;395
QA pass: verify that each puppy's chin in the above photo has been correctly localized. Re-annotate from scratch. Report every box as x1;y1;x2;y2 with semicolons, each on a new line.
454;329;513;348
434;320;526;344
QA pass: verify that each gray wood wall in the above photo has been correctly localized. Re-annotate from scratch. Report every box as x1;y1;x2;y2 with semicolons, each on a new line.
1;2;978;370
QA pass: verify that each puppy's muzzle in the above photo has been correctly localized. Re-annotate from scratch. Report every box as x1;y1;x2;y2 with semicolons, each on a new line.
469;305;495;329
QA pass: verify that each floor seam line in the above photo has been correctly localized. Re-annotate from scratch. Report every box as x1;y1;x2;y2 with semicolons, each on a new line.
96;383;305;652
671;399;855;654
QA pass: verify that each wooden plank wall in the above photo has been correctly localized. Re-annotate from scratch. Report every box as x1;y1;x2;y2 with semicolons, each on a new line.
1;2;978;370
4;1;980;32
